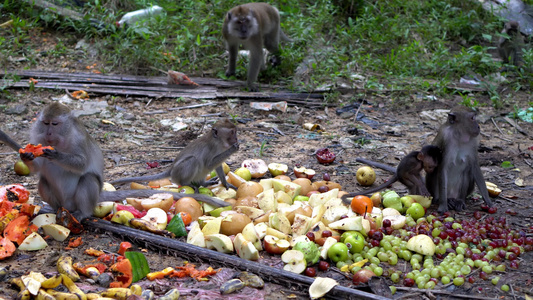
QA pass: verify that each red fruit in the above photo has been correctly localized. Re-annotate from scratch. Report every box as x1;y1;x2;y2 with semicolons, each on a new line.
316;148;336;165
318;261;330;271
305;267;317;277
318;185;329;193
509;260;519;269
480;204;489;211
468;277;475;284
488;206;497;214
404;278;415;287
505;209;517;216
473;211;482;220
352;269;375;284
372;231;383;241
322;230;332;238
322;173;331;181
382;219;392;228
306;232;316;242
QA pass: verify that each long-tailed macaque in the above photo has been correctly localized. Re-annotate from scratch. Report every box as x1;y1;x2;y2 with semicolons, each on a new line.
341;145;441;204
0;129;23;153
222;2;291;92
112;119;239;191
11;103;228;220
426;106;493;213
498;21;525;68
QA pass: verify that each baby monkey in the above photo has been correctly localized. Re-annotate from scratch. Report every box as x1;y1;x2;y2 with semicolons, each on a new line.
342;145;441;204
222;2;292;92
112;119;239;191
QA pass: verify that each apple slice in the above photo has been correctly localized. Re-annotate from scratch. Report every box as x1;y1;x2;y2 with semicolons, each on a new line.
125;198;144;211
271;179;302;199
320;237;339;259
140;193;174;211
211;186;237;200
201;217;222;236
269;212;292;235
254;222;268;239
281;250;307;274
263;234;290;254
241;222;262;251
205;234;234;254
42;224;70;242
274;190;293;204
265;227;289;240
328;216;363;231
235;206;265;220
257;189;277;212
111;210;135;226
18;232;48;251
259;179;274;191
308;188;339;207
383;215;406;229
291;214;313;236
233;233;259;260
241;159;268;178
268;163;288;177
293;166;315;180
141;208;168;230
93;201;115;218
187;221;205;248
31;213;56;228
102;182;116;191
309;277;338;299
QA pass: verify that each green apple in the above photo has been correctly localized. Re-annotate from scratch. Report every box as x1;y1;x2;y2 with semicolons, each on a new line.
293;195;309;202
199;187;214;196
234;167;252;181
344;233;365;254
209;205;232;217
382;191;403;212
340;231;361;243
400;196;416;209
327;242;349;263
14;160;30;176
178;186;195;194
293;241;320;266
406;203;425;220
268;163;288;177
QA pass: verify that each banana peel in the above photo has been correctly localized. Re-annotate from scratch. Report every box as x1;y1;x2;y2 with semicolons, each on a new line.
57;256;80;281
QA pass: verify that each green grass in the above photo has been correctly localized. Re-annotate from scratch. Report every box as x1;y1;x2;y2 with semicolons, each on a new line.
1;0;532;105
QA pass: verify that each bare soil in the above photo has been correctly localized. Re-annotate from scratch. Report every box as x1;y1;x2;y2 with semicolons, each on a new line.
0;28;532;300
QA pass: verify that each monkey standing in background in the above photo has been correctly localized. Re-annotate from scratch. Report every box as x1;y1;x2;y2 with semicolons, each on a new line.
341;145;441;204
426;106;494;213
222;2;292;92
498;21;525;68
5;103;228;220
112;118;239;191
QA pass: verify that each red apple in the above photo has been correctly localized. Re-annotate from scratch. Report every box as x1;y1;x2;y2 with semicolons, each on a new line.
263;235;290;255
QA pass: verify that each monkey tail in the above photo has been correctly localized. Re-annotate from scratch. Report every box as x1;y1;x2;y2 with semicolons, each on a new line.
355;158;396;173
280;31;293;43
100;190;230;208
0;129;23;152
110;171;170;185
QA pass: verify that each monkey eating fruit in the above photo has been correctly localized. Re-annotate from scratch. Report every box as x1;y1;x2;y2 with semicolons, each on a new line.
341;145;441;204
4;103;227;220
222;2;292;92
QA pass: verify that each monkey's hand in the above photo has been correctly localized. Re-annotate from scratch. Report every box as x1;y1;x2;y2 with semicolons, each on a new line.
231;142;240;151
448;198;466;212
224;182;238;190
20;152;35;162
41;148;60;159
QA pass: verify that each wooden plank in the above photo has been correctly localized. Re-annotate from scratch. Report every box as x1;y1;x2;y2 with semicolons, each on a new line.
85;217;390;300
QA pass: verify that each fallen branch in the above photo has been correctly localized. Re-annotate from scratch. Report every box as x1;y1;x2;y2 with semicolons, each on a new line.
395;287;497;299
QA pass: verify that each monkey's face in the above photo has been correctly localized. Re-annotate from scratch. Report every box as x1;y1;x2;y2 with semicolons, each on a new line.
36;116;68;147
227;9;259;40
423;159;438;173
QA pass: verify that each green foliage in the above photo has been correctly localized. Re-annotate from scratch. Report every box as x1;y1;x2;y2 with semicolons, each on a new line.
1;0;531;105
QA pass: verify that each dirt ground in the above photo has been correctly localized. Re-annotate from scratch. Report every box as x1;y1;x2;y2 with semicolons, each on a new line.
1;29;533;300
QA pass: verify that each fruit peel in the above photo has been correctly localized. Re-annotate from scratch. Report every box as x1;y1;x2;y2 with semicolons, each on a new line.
293;241;320;266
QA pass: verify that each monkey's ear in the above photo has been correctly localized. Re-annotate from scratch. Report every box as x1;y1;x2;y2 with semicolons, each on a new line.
227;12;232;20
212;128;219;138
416;152;425;161
448;112;456;124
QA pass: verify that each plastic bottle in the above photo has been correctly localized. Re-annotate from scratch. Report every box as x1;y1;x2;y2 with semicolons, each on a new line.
116;5;164;27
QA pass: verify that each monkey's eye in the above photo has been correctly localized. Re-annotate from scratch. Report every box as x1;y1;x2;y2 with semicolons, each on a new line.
43;121;50;125
52;122;59;126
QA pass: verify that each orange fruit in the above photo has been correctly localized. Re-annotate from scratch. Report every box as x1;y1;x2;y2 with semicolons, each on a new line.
351;195;373;215
179;212;192;226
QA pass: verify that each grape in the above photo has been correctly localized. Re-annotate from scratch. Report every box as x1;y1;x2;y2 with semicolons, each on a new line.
373;267;383;276
388;254;398;265
430;268;440;278
389;286;396;295
350;266;361;274
390;272;400;283
501;284;510;291
424;281;436;289
491;276;500;285
441;276;451;284
481;265;493;274
495;264;506;272
453;277;465;286
404;278;415;287
460;265;471;275
370;257;380;265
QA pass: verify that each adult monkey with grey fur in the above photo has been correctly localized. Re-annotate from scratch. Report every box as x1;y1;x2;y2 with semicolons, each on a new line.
112;119;239;191
2;103;228;220
341;145;441;204
498;21;525;68
223;2;292;92
426;106;493;213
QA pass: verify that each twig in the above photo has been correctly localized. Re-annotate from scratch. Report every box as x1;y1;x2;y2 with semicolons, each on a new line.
395;287;497;299
0;152;18;156
145;98;153;108
510;283;517;300
499;194;521;205
491;117;504;135
143;110;166;115
503;116;528;136
352;98;364;122
167;102;216;111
